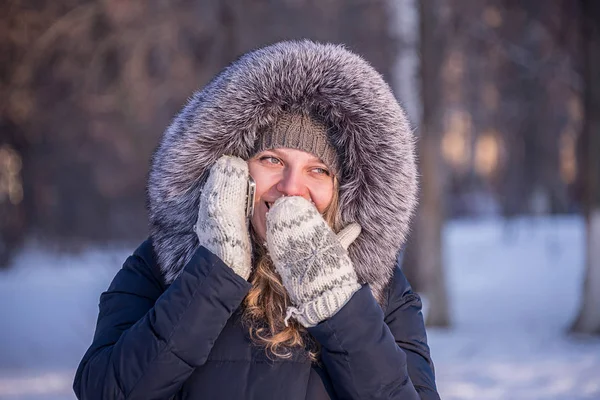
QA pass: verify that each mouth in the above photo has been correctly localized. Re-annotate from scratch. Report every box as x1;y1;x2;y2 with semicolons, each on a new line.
265;201;273;210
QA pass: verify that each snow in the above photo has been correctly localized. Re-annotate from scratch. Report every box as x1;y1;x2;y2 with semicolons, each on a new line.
0;246;130;400
1;216;599;399
427;216;600;400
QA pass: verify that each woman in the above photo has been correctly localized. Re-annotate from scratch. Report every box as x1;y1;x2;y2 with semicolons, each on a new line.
74;40;439;399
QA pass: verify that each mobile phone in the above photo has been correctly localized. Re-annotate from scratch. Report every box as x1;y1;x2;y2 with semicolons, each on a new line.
246;175;256;218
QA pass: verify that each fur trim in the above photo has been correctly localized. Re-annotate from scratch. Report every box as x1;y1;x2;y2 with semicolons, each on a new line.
147;40;418;304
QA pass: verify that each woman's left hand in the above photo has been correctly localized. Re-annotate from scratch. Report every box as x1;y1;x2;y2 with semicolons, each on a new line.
266;196;362;327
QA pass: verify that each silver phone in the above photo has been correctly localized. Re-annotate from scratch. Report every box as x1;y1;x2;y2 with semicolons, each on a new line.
246;175;256;218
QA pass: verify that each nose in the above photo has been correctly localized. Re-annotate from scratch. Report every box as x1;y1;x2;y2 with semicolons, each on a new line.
276;169;310;199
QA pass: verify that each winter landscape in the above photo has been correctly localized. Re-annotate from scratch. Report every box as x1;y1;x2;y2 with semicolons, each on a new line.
3;0;599;399
1;216;598;400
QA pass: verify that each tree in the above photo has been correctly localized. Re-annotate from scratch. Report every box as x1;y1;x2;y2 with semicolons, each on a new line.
570;0;600;335
0;120;26;268
387;0;422;290
1;0;396;253
417;0;451;327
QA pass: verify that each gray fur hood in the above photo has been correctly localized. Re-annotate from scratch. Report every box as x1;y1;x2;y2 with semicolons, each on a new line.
147;40;418;303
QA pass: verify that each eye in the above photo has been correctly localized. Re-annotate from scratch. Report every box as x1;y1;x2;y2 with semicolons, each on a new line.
312;167;331;176
260;156;282;165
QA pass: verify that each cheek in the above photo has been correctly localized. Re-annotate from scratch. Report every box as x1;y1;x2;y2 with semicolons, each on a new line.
311;182;335;213
254;176;278;203
248;163;277;201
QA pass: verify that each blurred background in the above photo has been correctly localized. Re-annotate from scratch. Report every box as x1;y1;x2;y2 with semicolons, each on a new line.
1;0;599;399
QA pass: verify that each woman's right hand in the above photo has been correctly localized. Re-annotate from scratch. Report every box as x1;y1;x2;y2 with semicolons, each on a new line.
194;155;252;279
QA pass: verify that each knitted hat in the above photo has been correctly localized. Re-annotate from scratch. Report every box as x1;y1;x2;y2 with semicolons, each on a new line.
253;113;339;176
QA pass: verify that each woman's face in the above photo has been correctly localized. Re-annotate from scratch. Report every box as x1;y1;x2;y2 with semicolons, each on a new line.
247;148;335;241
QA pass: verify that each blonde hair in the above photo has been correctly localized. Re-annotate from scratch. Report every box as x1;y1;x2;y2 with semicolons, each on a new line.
242;181;342;361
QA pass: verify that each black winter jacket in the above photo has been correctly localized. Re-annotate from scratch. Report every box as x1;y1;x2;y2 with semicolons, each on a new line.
73;240;439;399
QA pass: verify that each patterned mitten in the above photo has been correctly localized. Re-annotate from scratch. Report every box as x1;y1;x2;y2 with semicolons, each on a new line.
194;155;252;280
266;196;362;327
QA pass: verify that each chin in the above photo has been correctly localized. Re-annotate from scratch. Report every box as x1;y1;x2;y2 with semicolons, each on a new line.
255;225;267;243
250;218;267;243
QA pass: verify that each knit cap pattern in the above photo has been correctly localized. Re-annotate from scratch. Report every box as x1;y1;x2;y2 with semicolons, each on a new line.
266;196;361;327
254;113;339;176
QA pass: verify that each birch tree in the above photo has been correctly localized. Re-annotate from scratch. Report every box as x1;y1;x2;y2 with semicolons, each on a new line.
571;0;600;335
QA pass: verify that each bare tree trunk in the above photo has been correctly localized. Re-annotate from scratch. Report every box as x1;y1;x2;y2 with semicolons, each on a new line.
418;0;451;327
387;0;422;290
571;0;600;334
0;120;27;268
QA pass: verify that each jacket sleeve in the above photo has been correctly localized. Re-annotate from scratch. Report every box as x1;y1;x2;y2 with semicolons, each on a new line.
73;240;251;400
307;266;439;400
384;266;440;399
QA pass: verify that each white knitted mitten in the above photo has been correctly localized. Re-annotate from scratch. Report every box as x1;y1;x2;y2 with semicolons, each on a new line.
266;196;362;327
194;155;252;280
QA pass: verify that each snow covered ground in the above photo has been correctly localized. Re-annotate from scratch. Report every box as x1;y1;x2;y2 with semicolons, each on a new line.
427;216;600;400
1;216;599;400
